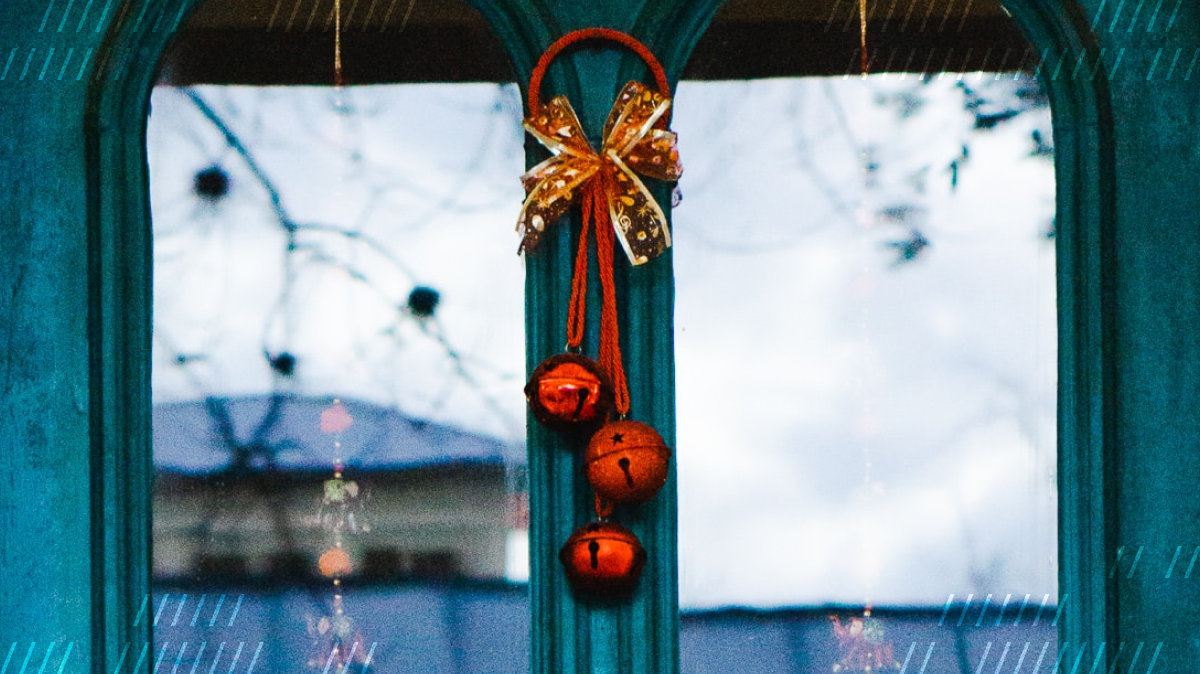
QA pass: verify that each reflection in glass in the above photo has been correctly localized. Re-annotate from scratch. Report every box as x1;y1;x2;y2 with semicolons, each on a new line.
149;84;529;674
148;73;1058;674
672;74;1057;671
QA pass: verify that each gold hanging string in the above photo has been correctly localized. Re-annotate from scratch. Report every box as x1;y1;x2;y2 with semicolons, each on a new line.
334;0;343;86
859;0;869;75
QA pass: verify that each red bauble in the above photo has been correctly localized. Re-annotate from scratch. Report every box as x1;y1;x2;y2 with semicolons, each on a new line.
525;353;614;432
585;420;670;504
558;521;646;596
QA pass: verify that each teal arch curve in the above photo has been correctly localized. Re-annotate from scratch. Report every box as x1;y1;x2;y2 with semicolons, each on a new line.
86;1;207;670
999;0;1118;658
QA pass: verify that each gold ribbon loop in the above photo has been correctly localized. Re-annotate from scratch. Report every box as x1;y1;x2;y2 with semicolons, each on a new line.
517;80;682;266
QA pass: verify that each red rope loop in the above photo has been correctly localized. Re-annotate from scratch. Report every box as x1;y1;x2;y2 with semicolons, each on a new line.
527;27;670;119
594;493;614;520
543;28;663;420
593;171;629;416
565;187;593;350
564;178;631;416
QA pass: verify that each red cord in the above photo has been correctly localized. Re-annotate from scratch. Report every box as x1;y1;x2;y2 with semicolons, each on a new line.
565;186;593;350
594;493;614;520
593;171;629;416
541;28;657;419
527;27;670;123
564;177;631;416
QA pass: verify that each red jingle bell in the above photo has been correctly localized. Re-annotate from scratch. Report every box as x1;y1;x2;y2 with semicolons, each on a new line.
525;353;614;432
559;521;646;596
585;420;670;504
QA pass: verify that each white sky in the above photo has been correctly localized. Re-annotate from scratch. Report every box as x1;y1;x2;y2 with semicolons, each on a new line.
148;74;1056;609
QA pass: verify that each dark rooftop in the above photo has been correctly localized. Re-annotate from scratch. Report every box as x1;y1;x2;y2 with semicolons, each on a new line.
154;394;523;475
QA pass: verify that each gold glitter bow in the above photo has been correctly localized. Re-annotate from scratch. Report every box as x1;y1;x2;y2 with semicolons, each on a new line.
517;81;683;266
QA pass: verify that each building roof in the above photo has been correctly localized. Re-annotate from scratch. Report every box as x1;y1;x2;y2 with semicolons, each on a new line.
154;394;524;475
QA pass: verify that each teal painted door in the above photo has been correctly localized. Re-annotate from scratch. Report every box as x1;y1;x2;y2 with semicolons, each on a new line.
3;0;1200;672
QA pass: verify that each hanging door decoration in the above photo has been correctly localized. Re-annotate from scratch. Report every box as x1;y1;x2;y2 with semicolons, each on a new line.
518;28;682;599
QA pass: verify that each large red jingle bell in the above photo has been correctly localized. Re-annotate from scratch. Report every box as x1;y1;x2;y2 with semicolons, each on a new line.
585;420;670;504
525;353;614;432
559;521;646;596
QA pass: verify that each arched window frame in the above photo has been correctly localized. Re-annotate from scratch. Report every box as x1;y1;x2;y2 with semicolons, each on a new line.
0;0;1125;671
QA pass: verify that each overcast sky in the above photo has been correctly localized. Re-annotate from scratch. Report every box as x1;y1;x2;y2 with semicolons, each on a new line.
148;74;1056;609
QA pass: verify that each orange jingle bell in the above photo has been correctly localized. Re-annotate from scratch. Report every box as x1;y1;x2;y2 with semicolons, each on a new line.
525;353;614;432
585;420;670;504
559;521;646;596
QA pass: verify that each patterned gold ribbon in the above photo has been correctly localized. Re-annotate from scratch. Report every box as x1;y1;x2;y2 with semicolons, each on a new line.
517;81;682;266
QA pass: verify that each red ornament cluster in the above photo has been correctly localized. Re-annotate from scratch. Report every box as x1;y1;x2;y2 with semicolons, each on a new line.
520;28;680;601
526;356;672;598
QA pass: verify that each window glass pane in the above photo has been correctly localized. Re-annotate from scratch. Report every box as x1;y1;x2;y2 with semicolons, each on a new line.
149;83;529;673
150;73;1057;674
672;73;1056;668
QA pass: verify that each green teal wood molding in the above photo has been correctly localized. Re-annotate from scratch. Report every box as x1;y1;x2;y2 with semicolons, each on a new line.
1004;0;1118;663
0;75;97;661
1006;0;1200;670
86;2;205;673
459;4;727;674
0;2;136;670
0;0;196;669
1098;0;1200;667
461;3;728;673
